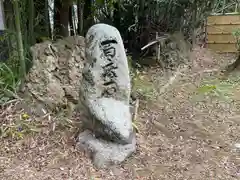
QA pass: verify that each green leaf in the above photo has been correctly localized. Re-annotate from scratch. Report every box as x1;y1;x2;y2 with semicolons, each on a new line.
197;84;216;93
95;0;105;5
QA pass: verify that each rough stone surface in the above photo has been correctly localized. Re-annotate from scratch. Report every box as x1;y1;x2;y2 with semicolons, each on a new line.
76;130;136;169
23;36;85;111
79;23;133;144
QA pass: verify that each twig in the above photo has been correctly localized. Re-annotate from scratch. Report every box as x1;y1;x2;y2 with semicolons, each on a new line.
132;98;139;133
141;36;169;51
133;98;139;122
3;98;22;106
141;40;159;51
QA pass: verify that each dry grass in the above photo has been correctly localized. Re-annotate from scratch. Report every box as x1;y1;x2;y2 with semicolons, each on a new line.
0;46;240;180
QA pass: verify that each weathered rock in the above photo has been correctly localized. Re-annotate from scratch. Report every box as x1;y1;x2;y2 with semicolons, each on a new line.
76;130;136;169
79;23;134;144
23;36;85;111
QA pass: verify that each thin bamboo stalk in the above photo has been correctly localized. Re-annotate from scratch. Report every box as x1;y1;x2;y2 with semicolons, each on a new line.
13;0;26;79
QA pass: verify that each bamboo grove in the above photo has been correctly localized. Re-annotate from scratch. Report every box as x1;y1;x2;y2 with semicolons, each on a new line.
0;0;239;102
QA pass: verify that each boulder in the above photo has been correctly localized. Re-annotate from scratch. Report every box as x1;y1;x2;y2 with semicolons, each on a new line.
23;36;85;111
77;23;136;168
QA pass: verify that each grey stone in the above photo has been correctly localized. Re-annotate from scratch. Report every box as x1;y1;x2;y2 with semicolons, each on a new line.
79;23;133;144
83;23;131;101
24;36;85;111
76;130;136;169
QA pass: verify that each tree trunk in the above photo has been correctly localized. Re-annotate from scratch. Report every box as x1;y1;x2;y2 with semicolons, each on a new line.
28;0;35;45
113;2;121;31
54;0;70;39
34;0;51;42
191;0;197;45
0;30;9;62
44;0;51;38
3;0;15;52
69;5;74;36
83;0;93;35
0;0;9;61
77;0;84;35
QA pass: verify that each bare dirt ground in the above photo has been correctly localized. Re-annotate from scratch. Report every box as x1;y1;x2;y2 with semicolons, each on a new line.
0;46;240;180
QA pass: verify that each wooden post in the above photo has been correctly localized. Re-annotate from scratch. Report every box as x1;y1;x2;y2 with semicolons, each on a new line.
155;32;164;68
155;32;158;61
0;0;5;30
0;0;9;62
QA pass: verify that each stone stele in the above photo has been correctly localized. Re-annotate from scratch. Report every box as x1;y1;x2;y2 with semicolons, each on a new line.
77;23;136;168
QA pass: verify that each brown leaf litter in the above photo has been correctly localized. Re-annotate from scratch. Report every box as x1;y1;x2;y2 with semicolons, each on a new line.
0;46;240;180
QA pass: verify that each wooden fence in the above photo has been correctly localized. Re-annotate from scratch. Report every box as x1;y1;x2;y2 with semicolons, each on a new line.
206;14;240;53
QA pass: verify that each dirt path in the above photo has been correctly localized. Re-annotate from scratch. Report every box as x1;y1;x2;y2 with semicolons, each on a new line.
0;47;239;180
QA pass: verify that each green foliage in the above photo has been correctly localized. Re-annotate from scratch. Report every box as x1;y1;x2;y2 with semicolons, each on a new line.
197;84;217;93
0;61;21;104
0;34;22;103
128;54;157;100
0;0;27;104
133;74;158;100
195;75;240;102
233;28;240;49
0;112;41;140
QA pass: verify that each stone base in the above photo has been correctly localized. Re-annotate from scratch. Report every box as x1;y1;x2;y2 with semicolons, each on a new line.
76;130;136;169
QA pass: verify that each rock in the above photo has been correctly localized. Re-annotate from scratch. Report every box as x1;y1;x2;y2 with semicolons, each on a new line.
76;130;136;169
77;24;136;168
23;36;85;111
83;23;131;102
79;23;133;144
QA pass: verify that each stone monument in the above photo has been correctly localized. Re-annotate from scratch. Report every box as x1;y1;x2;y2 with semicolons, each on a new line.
77;23;136;168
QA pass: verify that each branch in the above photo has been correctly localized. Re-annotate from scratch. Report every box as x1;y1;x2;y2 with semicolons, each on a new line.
133;98;139;122
141;40;158;51
141;36;169;51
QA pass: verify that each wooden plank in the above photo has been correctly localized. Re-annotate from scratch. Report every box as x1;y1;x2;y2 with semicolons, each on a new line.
207;34;237;42
206;14;240;53
206;24;240;34
207;43;238;53
207;15;240;25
